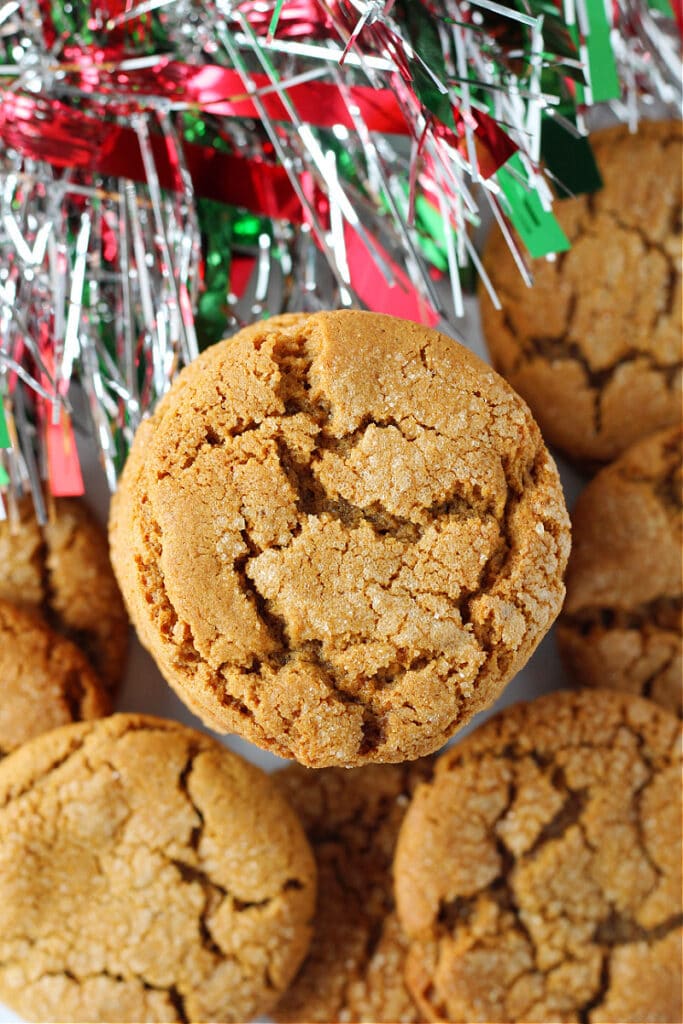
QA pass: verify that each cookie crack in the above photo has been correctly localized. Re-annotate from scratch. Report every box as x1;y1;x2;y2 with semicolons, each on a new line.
364;652;442;691
316;413;412;456
60;667;86;722
592;908;683;947
578;952;610;1024
618;439;682;513
282;639;388;756
562;595;682;635
0;734;88;808
176;749;205;852
276;435;424;543
459;449;543;673
234;531;290;670
167;985;189;1024
497;205;682;441
641;646;679;702
436;778;535;945
525;768;587;858
631;768;667;892
173;749;283;952
611;214;679;322
9;966;191;1022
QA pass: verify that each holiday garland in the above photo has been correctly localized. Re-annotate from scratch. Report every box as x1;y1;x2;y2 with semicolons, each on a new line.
0;0;680;513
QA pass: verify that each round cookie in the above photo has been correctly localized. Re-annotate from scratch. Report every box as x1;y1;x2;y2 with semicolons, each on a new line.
557;425;682;716
273;761;431;1023
394;689;682;1023
0;713;316;1024
0;599;111;756
0;495;128;691
110;309;570;767
480;120;682;466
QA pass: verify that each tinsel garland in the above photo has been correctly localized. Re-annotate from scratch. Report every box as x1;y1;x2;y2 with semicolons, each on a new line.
0;0;680;515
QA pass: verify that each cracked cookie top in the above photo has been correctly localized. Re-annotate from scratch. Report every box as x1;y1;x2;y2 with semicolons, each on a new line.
0;713;316;1024
480;120;682;466
110;310;570;767
0;496;129;692
394;689;682;1023
273;760;431;1023
0;599;110;757
557;425;682;716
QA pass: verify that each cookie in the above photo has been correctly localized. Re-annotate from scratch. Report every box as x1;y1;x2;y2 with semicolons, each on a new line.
273;761;430;1023
480;120;682;466
0;599;110;756
0;713;316;1024
110;310;570;767
394;689;682;1023
0;496;128;691
557;426;682;716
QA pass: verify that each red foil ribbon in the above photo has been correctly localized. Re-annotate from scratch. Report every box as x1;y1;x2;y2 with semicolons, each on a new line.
44;405;85;497
0;90;303;218
36;339;85;498
0;61;514;212
57;54;418;136
1;38;516;184
344;224;439;326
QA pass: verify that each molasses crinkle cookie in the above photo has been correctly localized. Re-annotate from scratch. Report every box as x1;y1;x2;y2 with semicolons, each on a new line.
110;311;570;767
0;496;129;691
0;599;110;756
558;425;682;715
0;714;316;1023
394;689;682;1024
481;120;682;466
274;760;431;1023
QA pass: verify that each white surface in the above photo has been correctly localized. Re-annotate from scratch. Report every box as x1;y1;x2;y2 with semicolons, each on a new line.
0;296;586;1024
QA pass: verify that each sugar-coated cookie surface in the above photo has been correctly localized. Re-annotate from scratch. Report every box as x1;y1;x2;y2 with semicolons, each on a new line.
394;689;682;1023
0;714;316;1024
273;760;431;1023
558;425;682;715
110;310;570;767
0;599;110;756
0;496;128;691
481;120;682;466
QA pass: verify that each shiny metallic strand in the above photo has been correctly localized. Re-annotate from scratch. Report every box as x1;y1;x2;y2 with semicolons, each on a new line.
0;0;680;515
0;139;201;506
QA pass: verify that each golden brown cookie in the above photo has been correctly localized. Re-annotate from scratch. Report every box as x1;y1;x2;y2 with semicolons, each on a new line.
557;426;682;716
273;761;431;1023
110;310;570;767
394;689;682;1023
0;496;128;691
0;599;110;756
480;120;682;466
0;713;316;1024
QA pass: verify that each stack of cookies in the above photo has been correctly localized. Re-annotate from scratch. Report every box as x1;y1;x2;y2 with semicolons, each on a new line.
0;496;129;758
0;118;681;1024
481;119;683;725
0;695;679;1022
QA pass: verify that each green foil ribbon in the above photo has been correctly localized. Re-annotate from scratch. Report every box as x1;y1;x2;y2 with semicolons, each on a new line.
196;198;270;348
0;402;9;449
542;115;603;196
0;401;10;487
570;0;620;103
496;153;570;258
